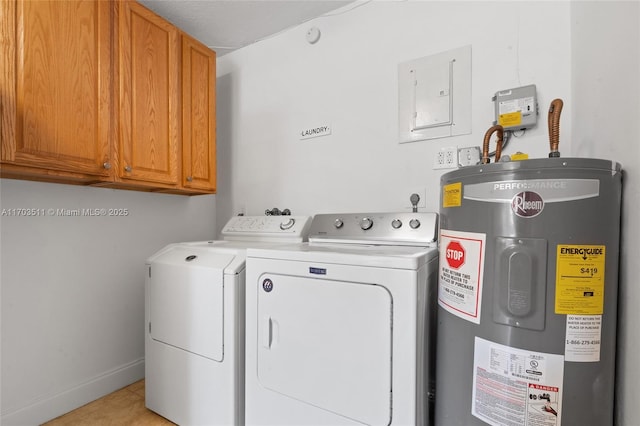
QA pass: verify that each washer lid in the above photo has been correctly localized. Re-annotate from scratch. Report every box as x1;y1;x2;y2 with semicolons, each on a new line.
147;241;249;273
149;246;235;362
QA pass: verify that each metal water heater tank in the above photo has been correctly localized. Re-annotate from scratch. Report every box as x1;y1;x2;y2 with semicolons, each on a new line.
435;157;622;426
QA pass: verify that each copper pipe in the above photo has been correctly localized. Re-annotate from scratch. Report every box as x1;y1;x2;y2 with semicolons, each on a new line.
548;98;563;157
494;129;504;162
481;125;504;164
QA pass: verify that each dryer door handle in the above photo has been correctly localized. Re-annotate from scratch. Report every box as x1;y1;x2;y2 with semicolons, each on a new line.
262;316;273;349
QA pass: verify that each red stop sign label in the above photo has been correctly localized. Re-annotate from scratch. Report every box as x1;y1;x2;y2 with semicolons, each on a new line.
446;241;465;269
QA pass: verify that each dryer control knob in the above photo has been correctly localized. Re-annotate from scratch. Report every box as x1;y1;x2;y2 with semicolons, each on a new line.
360;217;374;230
280;218;295;230
392;219;403;229
334;219;344;229
409;219;421;229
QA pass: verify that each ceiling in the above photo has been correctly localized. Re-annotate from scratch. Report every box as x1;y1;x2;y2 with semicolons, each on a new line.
138;0;356;57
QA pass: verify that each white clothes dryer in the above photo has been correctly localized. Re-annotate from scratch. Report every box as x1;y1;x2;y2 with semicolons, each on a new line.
245;212;439;426
145;215;312;426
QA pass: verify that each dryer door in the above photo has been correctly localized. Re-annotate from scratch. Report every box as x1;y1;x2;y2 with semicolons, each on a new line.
257;273;392;426
150;247;234;362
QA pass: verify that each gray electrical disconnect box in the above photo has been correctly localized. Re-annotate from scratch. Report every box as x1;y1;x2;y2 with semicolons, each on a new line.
492;84;538;131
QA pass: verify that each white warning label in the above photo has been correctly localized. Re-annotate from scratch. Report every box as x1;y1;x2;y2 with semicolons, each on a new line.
565;315;602;362
438;229;486;324
473;337;564;426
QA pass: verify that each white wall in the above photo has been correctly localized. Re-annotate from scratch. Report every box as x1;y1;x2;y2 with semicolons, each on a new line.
217;0;639;423
0;179;216;424
215;1;572;230
570;2;640;425
3;1;636;424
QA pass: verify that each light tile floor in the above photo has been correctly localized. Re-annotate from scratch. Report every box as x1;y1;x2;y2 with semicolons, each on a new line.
42;380;175;425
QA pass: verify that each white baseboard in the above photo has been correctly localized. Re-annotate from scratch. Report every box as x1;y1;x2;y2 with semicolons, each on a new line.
1;358;145;426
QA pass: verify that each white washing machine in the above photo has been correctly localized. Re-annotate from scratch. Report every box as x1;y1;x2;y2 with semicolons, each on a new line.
245;212;439;426
145;215;312;426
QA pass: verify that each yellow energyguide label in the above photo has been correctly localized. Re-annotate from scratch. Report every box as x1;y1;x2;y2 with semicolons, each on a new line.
555;245;606;315
499;112;522;127
443;182;462;208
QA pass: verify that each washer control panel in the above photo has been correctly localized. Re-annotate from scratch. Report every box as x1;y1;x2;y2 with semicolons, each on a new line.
308;212;438;246
222;216;312;241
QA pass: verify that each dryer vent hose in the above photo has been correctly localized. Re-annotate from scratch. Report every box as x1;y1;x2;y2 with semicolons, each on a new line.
548;98;563;158
482;125;504;164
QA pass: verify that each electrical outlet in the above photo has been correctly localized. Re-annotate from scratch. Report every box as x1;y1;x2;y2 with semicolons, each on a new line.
434;146;458;169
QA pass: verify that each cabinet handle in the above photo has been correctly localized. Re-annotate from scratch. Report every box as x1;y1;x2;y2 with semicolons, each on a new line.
103;162;111;170
186;176;193;182
124;166;132;173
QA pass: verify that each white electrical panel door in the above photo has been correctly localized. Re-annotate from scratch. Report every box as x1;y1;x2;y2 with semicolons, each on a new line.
398;45;472;143
150;248;233;362
257;273;393;426
412;62;452;130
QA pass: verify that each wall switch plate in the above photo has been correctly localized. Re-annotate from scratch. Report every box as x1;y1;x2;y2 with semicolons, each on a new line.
458;146;481;166
434;146;458;169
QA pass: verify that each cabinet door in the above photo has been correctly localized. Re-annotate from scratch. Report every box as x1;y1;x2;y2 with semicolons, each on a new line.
1;0;112;176
181;34;216;192
118;0;178;185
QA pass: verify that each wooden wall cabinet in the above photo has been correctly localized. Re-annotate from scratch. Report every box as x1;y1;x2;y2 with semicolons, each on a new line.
181;34;216;193
1;0;113;182
0;0;216;194
117;0;179;188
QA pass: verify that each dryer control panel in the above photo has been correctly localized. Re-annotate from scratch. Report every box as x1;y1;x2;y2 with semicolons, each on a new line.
308;212;438;246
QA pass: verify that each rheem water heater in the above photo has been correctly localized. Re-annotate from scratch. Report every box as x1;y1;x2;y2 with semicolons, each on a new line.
435;100;622;426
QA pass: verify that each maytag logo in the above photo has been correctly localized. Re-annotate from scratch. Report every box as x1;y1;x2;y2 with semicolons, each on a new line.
512;191;544;218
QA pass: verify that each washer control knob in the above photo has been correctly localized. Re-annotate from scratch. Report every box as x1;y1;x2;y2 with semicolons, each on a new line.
334;219;344;229
360;217;374;230
280;218;295;230
391;219;403;229
409;219;421;229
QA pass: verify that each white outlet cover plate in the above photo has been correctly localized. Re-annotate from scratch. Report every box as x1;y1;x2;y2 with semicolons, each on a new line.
434;146;458;169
